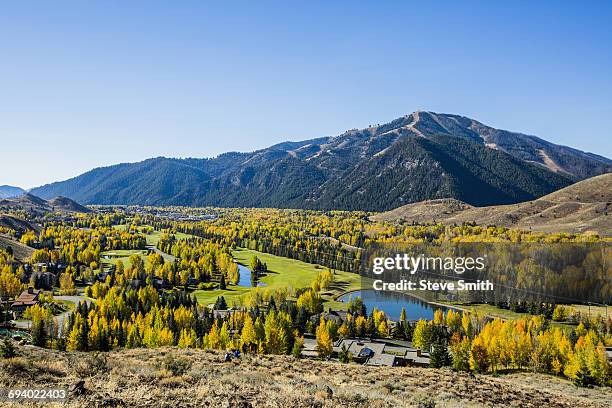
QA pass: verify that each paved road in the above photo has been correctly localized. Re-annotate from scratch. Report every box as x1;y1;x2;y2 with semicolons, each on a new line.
147;245;176;262
54;295;93;334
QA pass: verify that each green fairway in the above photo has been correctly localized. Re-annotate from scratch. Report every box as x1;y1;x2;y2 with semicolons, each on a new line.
193;247;362;307
100;249;149;270
143;228;193;247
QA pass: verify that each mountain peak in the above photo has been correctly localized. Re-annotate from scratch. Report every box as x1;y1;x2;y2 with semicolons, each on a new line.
28;111;611;211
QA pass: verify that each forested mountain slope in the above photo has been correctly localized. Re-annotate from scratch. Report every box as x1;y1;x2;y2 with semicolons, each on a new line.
30;111;611;211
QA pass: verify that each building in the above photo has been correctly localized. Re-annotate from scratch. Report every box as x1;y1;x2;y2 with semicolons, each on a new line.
10;288;41;316
30;271;55;289
310;310;348;327
402;348;431;367
334;339;387;364
365;353;398;367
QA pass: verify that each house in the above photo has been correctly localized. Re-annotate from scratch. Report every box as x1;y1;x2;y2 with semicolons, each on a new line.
606;347;612;362
365;353;398;367
301;336;320;358
334;339;386;363
30;271;55;289
33;263;48;272
97;271;110;282
402;348;431;367
310;310;348;327
11;288;41;316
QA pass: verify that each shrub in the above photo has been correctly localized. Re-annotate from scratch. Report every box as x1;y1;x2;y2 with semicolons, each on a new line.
74;352;108;377
160;354;191;376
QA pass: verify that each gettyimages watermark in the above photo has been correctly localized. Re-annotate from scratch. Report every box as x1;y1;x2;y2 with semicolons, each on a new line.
371;253;493;292
358;242;611;304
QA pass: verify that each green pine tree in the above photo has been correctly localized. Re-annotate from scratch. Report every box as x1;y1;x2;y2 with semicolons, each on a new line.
429;338;450;368
0;337;16;358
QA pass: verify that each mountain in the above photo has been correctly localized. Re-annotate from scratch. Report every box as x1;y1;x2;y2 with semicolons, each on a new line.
371;173;612;236
0;193;90;215
0;185;25;199
30;111;612;211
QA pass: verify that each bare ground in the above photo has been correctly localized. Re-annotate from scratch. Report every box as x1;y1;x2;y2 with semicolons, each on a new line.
0;346;610;408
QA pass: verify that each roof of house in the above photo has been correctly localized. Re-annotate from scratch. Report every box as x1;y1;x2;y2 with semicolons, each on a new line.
11;288;41;308
365;353;397;367
404;350;431;365
336;339;386;357
302;337;318;351
301;350;319;358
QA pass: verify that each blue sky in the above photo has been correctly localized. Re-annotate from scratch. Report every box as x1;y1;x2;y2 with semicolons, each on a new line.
1;1;611;188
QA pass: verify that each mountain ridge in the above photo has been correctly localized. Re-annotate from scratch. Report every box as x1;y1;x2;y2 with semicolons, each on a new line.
0;193;90;215
371;173;612;235
30;111;612;211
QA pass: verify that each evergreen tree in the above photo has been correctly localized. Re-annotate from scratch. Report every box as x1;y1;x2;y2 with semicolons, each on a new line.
219;273;226;290
430;338;451;368
366;315;376;339
31;318;48;348
0;337;16;358
214;296;227;310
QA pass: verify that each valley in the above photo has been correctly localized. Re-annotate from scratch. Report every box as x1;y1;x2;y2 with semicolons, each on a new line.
0;144;610;407
3;2;611;406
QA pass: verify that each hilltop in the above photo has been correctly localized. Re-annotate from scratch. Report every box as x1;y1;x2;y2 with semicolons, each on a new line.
48;196;91;213
0;185;25;199
0;193;90;215
29;111;612;211
372;173;612;235
0;346;609;408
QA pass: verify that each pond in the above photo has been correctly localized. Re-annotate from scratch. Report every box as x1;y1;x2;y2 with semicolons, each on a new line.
236;264;266;288
338;289;447;321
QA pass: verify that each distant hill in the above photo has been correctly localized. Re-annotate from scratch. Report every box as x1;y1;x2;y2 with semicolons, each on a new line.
0;193;90;215
48;196;91;213
371;173;612;236
30;111;612;211
0;185;25;199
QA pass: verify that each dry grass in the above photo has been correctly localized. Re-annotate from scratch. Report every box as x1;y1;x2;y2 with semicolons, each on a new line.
0;345;610;408
371;173;612;236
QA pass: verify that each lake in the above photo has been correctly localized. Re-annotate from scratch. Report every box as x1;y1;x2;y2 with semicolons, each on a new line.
236;264;266;287
338;289;446;321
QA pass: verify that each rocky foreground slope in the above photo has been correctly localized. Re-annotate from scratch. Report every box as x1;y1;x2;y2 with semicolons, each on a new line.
0;346;610;408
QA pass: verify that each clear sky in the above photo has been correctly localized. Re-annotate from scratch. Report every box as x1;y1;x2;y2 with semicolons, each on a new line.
1;1;611;188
